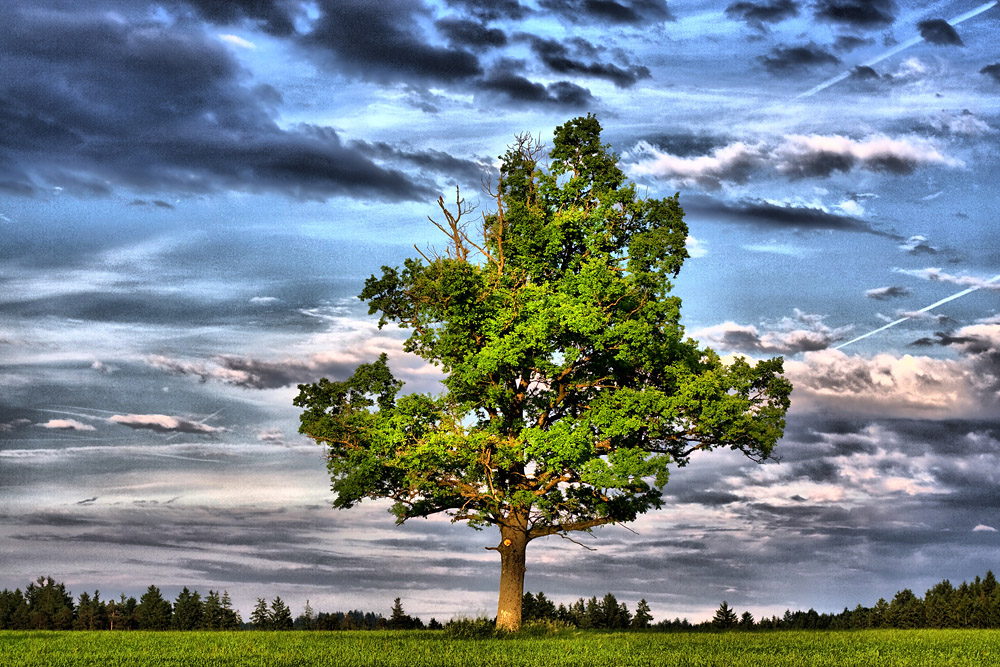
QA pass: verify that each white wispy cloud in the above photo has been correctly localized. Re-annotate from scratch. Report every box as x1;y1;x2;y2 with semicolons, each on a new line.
109;414;226;434
38;419;96;432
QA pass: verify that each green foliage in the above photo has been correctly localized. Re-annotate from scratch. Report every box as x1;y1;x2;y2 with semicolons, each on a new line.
632;599;653;629
269;597;293;631
135;586;171;631
712;601;738;630
294;114;791;548
171;588;202;631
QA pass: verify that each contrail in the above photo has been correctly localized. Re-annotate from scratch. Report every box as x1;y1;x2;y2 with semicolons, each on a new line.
797;1;999;99
834;274;1000;350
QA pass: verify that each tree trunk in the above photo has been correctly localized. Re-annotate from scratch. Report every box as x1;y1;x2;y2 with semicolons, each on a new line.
495;517;529;632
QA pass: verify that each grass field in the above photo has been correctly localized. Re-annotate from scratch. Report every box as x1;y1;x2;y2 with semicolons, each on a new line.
2;629;998;666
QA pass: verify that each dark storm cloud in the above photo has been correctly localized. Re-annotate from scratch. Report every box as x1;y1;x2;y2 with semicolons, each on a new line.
476;67;595;108
539;0;675;25
759;43;841;73
523;35;651;88
0;5;436;202
636;131;735;158
724;0;800;30
917;19;964;46
982;63;1000;83
435;17;508;48
349;141;496;184
685;195;892;236
833;34;875;52
446;0;531;21
305;0;482;84
865;286;910;300
176;0;296;35
851;65;881;80
813;0;897;29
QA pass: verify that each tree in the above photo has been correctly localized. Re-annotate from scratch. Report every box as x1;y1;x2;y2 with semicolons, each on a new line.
172;587;203;631
739;610;755;631
632;599;653;629
389;598;410;630
25;577;74;630
270;597;294;630
135;586;172;630
0;589;30;630
712;601;738;630
250;598;270;630
294;115;792;631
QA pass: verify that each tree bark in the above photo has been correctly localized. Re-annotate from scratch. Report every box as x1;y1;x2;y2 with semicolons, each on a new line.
495;514;529;632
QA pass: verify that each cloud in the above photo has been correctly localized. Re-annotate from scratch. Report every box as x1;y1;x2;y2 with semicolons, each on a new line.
435;17;508;48
303;0;482;85
833;35;875;52
786;326;1000;417
475;68;594;108
850;64;881;81
685;236;707;258
539;0;675;25
218;34;257;49
347;140;495;184
897;268;1000;291
693;309;851;355
917;19;963;47
447;0;531;21
176;0;296;36
625;134;960;189
38;419;96;432
523;35;651;88
0;5;438;202
898;235;937;254
725;1;800;30
813;0;897;29
625;141;767;189
109;414;226;434
928;110;992;136
682;195;891;236
0;418;32;432
865;286;910;300
980;63;1000;83
973;524;997;532
775;134;961;178
759;43;840;73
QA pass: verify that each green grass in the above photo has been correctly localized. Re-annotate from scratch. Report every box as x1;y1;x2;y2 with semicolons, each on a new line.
1;629;998;666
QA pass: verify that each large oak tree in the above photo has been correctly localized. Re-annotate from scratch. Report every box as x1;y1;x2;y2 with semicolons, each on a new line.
295;116;792;631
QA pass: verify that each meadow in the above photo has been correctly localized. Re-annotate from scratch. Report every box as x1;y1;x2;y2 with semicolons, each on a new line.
2;629;999;667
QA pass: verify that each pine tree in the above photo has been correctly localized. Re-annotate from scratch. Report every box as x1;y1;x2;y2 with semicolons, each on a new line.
739;610;755;631
25;577;74;630
172;587;203;631
389;598;409;630
135;585;172;630
712;601;738;630
632;599;653;629
251;598;271;630
220;591;241;629
270;597;293;631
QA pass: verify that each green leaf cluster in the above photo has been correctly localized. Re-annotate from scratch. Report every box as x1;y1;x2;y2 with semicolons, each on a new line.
294;115;791;540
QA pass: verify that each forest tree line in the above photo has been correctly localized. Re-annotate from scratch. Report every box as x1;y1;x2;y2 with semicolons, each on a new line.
2;571;999;631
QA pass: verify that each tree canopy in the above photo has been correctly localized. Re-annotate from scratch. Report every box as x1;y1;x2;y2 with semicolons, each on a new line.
294;115;792;630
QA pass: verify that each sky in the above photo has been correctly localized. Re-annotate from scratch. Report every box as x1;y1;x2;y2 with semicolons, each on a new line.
2;0;999;624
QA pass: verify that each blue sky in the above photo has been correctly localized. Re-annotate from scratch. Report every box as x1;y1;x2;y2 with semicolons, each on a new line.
2;0;1000;623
